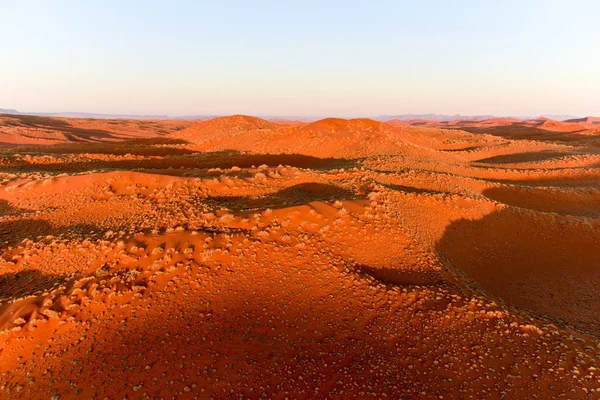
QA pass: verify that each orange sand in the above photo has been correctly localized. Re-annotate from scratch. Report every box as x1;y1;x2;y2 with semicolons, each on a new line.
1;114;600;399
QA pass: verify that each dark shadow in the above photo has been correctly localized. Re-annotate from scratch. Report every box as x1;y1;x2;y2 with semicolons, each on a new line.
8;137;195;156
0;114;193;146
353;264;443;286
481;174;600;188
449;123;599;145
186;151;358;170
564;118;600;125
436;207;600;336
0;219;106;248
0;150;358;175
0;270;69;304
439;146;482;152
206;182;362;212
370;164;600;189
474;150;568;164
0;200;26;217
1;114;75;129
1;113;119;141
381;183;449;196
0;219;54;247
39;283;433;399
483;186;600;218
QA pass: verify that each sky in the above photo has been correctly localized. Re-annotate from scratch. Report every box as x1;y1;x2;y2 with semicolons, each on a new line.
1;0;599;118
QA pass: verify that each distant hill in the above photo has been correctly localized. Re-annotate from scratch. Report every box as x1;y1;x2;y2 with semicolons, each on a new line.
376;114;494;122
377;114;584;122
564;117;600;125
0;108;171;120
541;114;582;122
0;108;587;123
0;108;313;122
0;112;195;146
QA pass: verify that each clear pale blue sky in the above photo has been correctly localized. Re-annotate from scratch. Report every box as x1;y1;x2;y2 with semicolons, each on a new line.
1;0;599;117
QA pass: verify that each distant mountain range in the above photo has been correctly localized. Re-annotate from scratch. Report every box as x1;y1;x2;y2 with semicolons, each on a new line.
0;108;314;121
375;114;582;122
375;114;494;122
0;108;583;122
0;108;172;120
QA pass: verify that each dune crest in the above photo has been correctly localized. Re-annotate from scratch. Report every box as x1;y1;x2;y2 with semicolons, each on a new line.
173;114;278;144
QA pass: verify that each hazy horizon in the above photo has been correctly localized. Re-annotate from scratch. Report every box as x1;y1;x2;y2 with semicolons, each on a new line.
0;107;587;122
2;0;599;117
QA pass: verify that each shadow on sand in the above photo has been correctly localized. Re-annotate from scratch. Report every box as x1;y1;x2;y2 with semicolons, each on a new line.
2;149;359;175
205;182;363;212
436;207;600;336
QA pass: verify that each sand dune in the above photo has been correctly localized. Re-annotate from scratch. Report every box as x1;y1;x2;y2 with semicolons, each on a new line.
566;116;600;125
173;115;278;144
0;113;194;146
1;114;600;398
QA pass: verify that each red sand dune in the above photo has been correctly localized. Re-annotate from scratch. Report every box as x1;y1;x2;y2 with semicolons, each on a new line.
382;118;410;126
1;114;600;399
566;116;600;125
173;114;278;144
0;113;195;146
534;119;586;132
384;116;600;139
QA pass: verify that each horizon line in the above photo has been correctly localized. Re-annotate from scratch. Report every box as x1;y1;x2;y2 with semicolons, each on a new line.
0;107;591;122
